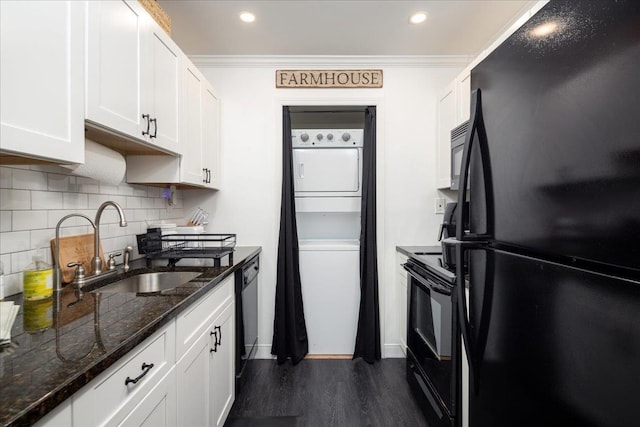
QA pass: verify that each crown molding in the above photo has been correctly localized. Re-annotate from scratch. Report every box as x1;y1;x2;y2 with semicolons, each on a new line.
190;55;472;69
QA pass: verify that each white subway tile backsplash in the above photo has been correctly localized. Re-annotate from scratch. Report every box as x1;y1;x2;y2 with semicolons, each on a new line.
12;210;48;231
12;169;48;191
32;191;63;209
0;167;11;188
1;189;31;210
63;192;88;209
11;249;37;274
1;254;11;275
31;229;55;251
0;231;31;254
48;174;70;192
0;211;11;232
126;196;142;209
0;166;184;297
3;272;23;296
99;184;119;195
118;185;134;196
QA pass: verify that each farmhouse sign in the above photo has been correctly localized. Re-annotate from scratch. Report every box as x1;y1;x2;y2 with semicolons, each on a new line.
276;69;383;88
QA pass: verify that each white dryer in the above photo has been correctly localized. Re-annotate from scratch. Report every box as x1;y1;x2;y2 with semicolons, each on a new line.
291;129;363;198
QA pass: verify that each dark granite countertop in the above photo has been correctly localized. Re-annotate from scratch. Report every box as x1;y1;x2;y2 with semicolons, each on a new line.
0;246;261;427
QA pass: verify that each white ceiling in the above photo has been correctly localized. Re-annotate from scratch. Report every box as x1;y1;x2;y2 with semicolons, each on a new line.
158;1;537;56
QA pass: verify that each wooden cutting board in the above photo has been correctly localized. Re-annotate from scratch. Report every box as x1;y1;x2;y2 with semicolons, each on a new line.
50;233;105;284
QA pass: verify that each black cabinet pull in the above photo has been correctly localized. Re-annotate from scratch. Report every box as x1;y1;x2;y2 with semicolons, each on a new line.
210;330;218;352
142;114;150;137
125;362;154;386
150;118;157;138
215;325;221;346
206;169;211;183
202;168;207;183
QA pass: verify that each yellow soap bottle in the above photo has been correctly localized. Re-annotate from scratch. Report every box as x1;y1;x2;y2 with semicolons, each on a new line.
23;252;53;300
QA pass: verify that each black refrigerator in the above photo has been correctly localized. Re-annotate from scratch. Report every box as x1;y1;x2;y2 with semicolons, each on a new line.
452;1;640;426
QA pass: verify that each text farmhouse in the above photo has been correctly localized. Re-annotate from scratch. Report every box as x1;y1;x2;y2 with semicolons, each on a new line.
276;70;383;88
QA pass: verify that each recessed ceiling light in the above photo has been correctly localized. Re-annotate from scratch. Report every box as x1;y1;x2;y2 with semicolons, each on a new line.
240;12;255;23
409;12;427;25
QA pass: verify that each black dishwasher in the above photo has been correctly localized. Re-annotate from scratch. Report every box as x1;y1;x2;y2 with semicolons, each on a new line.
235;254;259;393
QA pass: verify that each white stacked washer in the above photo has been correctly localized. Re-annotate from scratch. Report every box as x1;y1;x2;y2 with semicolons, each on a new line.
292;129;363;355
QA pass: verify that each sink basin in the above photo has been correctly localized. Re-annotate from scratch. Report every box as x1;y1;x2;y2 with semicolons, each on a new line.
91;271;202;294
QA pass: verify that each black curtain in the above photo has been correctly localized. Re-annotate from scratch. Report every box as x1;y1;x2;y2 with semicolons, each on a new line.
271;106;309;364
353;106;381;363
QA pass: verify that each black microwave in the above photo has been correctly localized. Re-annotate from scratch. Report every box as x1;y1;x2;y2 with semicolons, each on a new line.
450;120;469;190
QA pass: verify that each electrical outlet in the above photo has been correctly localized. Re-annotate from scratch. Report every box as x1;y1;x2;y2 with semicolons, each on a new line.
435;197;446;214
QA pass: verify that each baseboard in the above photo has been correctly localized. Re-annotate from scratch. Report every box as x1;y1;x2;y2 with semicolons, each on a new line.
253;344;277;360
254;343;407;359
384;343;406;358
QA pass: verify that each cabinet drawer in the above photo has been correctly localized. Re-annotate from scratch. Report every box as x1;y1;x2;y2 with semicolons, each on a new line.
72;321;175;426
176;275;233;360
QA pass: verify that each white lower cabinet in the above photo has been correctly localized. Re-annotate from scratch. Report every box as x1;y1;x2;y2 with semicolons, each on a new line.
118;368;176;427
209;303;235;427
177;328;211;426
176;275;235;427
37;277;236;427
72;322;176;426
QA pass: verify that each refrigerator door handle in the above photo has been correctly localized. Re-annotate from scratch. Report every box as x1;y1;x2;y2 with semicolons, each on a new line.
455;88;494;241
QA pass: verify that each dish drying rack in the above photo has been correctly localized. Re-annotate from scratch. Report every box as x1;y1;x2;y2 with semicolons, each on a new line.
137;230;236;267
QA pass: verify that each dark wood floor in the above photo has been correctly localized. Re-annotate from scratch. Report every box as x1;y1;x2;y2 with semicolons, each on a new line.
226;358;428;427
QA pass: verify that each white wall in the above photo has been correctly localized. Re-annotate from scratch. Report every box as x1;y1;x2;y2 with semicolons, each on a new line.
184;56;466;358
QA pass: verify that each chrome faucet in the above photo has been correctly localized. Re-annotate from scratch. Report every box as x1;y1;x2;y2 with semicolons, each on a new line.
53;214;96;291
92;201;127;275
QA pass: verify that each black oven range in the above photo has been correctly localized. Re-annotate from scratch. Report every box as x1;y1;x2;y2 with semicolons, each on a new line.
403;248;460;427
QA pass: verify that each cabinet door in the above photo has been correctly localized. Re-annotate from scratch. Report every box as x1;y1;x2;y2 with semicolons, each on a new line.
118;368;177;427
210;302;235;427
145;23;181;154
436;80;456;189
181;62;204;185
456;71;471;125
202;83;220;189
0;0;84;164
177;329;211;427
86;0;147;140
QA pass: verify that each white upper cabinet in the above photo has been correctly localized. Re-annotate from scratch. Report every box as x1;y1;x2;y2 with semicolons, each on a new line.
202;81;221;189
436;80;457;189
456;71;471;125
86;0;181;154
0;1;84;164
126;58;221;189
143;22;182;153
181;62;205;185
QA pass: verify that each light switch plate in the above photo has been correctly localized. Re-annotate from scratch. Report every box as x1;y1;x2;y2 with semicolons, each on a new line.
434;197;446;214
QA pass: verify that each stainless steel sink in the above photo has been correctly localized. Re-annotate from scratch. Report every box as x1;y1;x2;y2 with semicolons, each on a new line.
91;271;202;294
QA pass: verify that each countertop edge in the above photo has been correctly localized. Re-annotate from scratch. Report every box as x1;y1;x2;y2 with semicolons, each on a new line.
5;246;262;427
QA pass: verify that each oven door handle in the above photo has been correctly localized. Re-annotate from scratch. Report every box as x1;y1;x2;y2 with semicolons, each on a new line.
403;263;452;296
